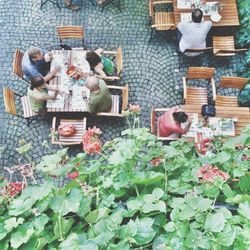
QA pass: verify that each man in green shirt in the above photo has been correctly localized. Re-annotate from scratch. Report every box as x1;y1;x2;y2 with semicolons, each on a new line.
85;76;112;113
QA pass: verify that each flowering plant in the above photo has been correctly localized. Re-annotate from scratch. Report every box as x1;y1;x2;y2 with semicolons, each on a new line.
82;126;102;154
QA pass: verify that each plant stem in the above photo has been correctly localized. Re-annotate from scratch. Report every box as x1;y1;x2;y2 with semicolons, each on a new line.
58;214;64;241
134;243;153;250
134;184;139;196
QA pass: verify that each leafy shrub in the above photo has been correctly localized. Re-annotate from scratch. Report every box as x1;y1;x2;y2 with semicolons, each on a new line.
0;113;250;249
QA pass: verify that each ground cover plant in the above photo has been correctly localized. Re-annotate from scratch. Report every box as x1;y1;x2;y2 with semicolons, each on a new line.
0;107;250;250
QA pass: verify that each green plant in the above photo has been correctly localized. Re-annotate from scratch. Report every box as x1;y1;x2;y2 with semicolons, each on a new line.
0;111;250;249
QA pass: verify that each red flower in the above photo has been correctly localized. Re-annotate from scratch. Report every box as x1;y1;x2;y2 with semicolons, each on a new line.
82;127;102;155
67;171;79;179
150;157;164;167
5;182;25;197
196;164;229;183
195;138;211;155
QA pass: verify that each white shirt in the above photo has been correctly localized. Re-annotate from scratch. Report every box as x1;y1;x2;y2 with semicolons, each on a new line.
178;21;212;53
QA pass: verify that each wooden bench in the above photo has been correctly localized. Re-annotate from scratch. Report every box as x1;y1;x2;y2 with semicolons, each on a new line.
96;84;129;117
51;117;87;145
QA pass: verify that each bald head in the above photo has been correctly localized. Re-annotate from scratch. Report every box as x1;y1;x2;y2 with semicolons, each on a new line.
85;76;100;92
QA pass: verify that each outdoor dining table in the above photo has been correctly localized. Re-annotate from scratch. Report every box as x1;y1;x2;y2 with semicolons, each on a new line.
173;0;240;27
180;104;250;136
46;50;90;113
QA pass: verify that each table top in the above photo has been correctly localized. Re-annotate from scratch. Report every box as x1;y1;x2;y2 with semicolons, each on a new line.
180;105;250;136
173;0;240;27
47;50;90;113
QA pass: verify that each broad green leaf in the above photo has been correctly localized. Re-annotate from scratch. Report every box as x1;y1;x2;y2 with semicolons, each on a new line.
109;240;130;250
4;217;24;231
143;194;155;203
197;198;213;212
77;196;92;218
33;214;49;235
53;216;74;241
9;182;53;216
59;233;87;250
153;235;168;250
213;151;231;163
170;198;185;208
0;238;9;250
222;184;234;198
85;208;110;224
79;240;98;250
152;188;164;200
127;200;142;211
50;188;82;216
134;218;156;245
142;201;166;213
179;205;195;220
164;146;179;158
204;212;225;232
133;171;165;185
119;219;137;239
239;173;250;192
164;222;175;232
92;232;114;246
238;201;250;219
217;224;236;246
10;223;34;248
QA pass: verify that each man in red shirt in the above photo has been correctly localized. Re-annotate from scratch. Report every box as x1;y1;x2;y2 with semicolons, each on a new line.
158;106;192;137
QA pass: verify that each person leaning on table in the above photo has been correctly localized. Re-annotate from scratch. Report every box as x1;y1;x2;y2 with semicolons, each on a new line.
27;77;59;114
22;47;60;82
158;106;192;138
177;8;212;56
85;76;112;114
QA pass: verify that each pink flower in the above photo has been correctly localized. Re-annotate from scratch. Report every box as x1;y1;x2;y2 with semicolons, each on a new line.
129;104;141;114
67;171;79;179
82;127;102;155
150;157;164;167
196;164;229;183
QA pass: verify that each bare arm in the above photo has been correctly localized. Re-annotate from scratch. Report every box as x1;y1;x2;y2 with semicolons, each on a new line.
35;89;59;101
94;63;107;77
44;65;61;82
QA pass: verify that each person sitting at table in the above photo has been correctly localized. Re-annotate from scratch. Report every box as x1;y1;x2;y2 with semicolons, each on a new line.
177;8;212;56
85;76;112;114
158;106;192;137
22;47;60;82
86;48;114;78
27;76;59;113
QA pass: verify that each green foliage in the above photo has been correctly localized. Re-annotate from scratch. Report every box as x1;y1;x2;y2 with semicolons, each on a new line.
236;0;250;79
0;120;250;249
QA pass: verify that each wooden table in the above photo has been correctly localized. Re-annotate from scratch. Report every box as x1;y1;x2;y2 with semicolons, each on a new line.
173;0;240;27
47;50;90;113
181;105;250;136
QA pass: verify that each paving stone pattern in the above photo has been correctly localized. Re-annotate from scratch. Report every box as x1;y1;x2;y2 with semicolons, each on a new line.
0;0;244;173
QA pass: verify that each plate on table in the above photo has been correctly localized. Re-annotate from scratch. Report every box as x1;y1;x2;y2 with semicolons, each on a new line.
210;12;221;22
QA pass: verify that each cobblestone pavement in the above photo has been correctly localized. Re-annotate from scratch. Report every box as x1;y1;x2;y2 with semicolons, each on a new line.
0;0;245;173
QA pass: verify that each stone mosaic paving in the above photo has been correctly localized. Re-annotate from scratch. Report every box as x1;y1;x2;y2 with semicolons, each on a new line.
0;0;244;172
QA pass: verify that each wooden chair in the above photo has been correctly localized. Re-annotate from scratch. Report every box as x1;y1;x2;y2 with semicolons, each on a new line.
12;49;29;83
213;36;247;56
151;107;180;141
57;26;84;48
149;0;175;38
215;77;248;107
51;117;87;145
183;47;213;56
3;87;37;126
102;47;123;81
183;67;216;105
96;84;128;117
